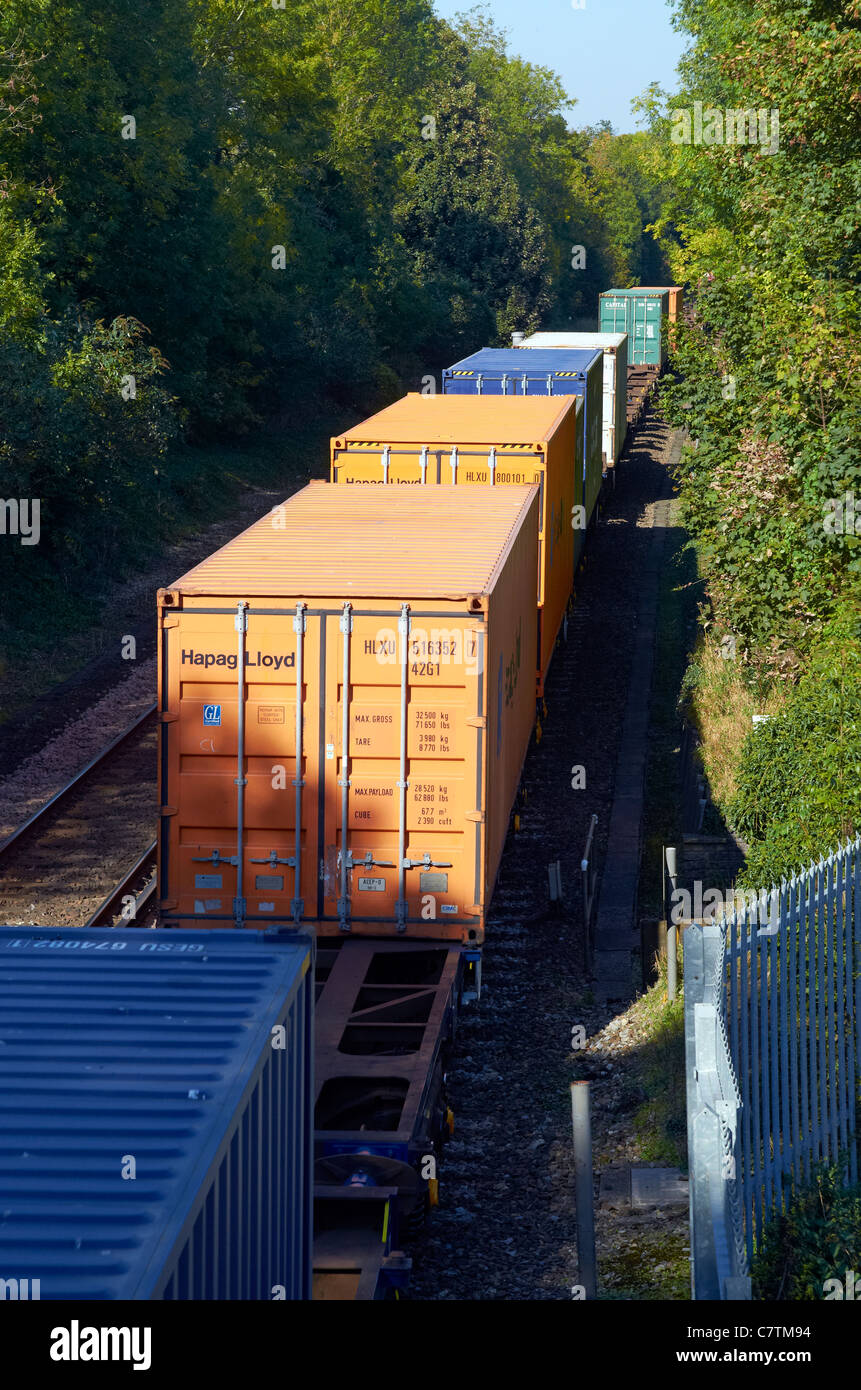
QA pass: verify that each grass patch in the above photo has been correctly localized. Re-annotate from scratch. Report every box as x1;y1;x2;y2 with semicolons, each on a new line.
601;1225;690;1300
751;1164;861;1300
681;637;786;812
622;954;688;1169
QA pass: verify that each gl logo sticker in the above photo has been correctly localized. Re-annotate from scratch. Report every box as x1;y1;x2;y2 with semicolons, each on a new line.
203;704;222;727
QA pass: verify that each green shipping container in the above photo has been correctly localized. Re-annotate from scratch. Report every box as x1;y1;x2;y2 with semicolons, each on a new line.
599;288;669;366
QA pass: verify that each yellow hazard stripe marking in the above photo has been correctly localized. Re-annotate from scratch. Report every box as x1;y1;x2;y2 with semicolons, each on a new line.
341;442;541;451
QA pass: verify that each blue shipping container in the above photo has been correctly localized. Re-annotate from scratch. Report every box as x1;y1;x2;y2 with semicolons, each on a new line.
442;348;605;528
0;926;313;1300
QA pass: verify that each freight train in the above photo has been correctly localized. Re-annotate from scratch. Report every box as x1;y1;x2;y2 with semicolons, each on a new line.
0;287;680;1301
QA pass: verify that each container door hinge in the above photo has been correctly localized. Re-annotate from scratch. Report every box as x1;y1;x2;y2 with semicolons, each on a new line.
466;716;486;730
160;805;178;817
465;811;485;824
158;711;178;723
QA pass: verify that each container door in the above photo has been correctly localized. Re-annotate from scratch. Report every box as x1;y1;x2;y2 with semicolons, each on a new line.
631;295;648;364
642;295;663;364
319;605;483;939
601;350;614;465
600;296;628;339
160;603;317;926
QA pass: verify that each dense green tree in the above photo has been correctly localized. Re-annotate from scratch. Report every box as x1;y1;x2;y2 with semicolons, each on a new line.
651;0;861;883
0;0;668;653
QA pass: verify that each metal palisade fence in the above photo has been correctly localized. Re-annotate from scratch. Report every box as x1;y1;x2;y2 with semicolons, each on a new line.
685;835;861;1300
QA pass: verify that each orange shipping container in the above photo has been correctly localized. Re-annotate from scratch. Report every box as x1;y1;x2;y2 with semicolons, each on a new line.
157;482;539;945
634;286;683;322
330;393;582;694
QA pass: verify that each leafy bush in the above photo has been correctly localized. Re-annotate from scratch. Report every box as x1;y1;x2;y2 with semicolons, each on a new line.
729;605;861;888
752;1164;861;1301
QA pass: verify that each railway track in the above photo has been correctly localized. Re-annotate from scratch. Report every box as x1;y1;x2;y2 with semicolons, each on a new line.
0;706;159;929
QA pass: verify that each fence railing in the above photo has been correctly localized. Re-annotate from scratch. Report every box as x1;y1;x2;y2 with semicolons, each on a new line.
685;835;861;1300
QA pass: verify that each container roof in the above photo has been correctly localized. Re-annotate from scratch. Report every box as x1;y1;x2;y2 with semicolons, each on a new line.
445;347;603;375
336;392;578;448
600;287;670;296
167;482;537;600
520;332;626;349
0;927;310;1299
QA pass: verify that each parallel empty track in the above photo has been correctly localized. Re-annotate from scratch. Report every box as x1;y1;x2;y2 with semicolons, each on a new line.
0;707;158;928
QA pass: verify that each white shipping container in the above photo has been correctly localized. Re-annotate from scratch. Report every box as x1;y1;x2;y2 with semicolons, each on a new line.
515;332;629;468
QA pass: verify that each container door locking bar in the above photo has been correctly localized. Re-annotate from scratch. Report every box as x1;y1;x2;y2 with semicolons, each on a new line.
292;601;306;921
396;603;411;932
338;603;353;931
234;600;249;927
192;850;239;868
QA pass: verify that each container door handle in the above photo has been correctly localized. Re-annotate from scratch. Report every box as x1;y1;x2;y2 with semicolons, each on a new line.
402;854;453;870
192;849;239;868
345;850;395;870
250;850;295;868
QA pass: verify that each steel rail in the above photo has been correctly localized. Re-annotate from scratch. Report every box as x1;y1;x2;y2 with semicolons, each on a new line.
0;703;157;860
83;840;158;929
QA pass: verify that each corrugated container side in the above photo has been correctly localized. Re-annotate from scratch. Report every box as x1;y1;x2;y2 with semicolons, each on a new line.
438;348;603;541
0;927;313;1300
599;289;669;366
158;483;539;943
516;331;629;467
329;395;579;689
634;286;684;323
582;353;604;521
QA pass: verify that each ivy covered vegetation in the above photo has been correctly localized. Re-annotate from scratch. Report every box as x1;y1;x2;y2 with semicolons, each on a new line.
0;1;668;647
751;1164;861;1300
650;0;861;888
